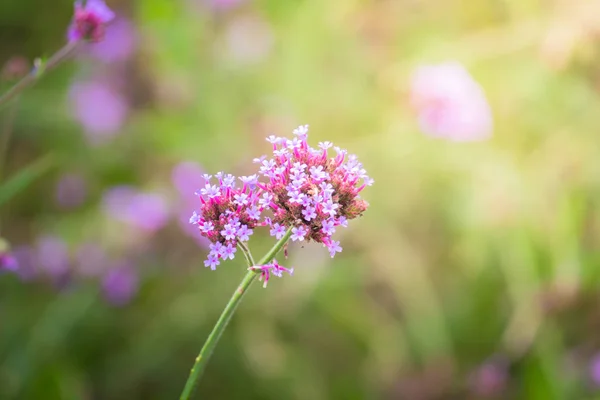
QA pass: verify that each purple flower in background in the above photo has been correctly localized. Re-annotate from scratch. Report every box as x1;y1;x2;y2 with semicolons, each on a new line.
69;79;129;144
54;172;88;209
36;236;70;278
68;0;115;43
410;62;492;141
102;186;170;233
211;0;245;10
589;353;600;386
11;246;37;280
469;358;508;397
0;253;18;273
0;238;18;273
102;262;138;306
172;161;206;197
86;17;136;63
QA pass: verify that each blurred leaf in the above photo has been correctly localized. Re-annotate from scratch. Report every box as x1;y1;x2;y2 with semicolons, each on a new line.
0;154;54;207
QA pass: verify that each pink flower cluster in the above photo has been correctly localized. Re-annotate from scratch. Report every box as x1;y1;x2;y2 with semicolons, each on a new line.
257;125;372;257
189;173;263;270
189;125;372;286
68;0;115;43
410;62;492;141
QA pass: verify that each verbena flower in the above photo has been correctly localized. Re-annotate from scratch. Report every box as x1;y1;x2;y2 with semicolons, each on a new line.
68;0;115;43
102;261;138;306
69;78;129;143
37;236;71;279
590;353;600;387
102;186;170;233
468;357;509;397
3;236;72;286
0;238;18;273
11;246;36;280
410;62;492;141
249;259;294;288
189;173;263;270
256;125;372;258
87;17;136;63
0;253;18;273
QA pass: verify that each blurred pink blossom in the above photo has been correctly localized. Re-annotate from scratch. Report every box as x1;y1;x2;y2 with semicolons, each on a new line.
410;62;492;141
36;236;70;278
102;261;138;306
69;79;129;144
67;0;115;43
172;161;205;196
11;245;37;281
86;17;137;63
590;353;600;385
211;0;244;10
468;358;508;397
102;186;170;233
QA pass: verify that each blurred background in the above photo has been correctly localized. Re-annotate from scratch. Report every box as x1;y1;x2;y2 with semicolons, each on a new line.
2;0;600;398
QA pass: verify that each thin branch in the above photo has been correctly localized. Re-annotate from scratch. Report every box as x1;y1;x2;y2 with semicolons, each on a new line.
0;41;81;109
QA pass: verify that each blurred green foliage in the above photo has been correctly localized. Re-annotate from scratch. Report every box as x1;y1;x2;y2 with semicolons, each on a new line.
2;0;600;399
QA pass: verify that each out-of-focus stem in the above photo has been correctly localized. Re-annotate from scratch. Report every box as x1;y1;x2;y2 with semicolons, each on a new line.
0;41;80;109
0;101;19;180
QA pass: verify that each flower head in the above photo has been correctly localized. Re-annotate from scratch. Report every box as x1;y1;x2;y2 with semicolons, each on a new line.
86;17;136;63
68;0;115;43
189;173;264;269
410;62;492;141
256;125;371;257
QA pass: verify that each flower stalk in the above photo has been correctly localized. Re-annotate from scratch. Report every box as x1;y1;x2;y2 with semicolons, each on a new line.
0;41;81;109
179;227;293;400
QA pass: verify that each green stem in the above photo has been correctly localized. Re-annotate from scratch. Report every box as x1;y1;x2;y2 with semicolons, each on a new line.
0;41;80;109
0;101;19;181
237;241;256;267
179;227;293;400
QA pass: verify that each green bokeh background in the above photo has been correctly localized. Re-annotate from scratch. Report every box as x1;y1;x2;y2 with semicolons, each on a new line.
2;0;600;399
